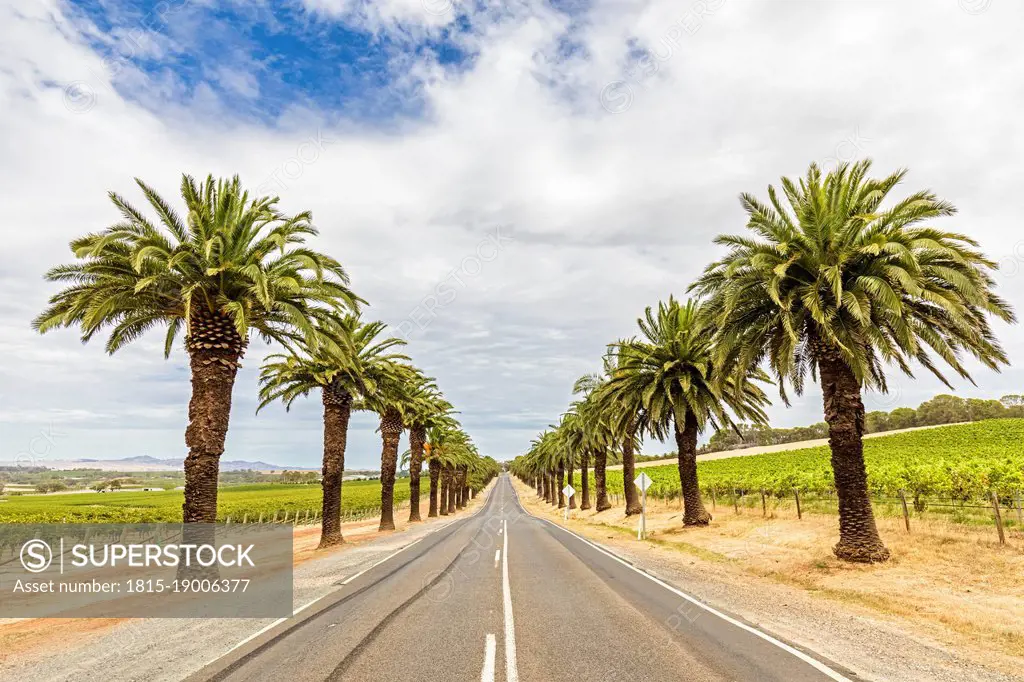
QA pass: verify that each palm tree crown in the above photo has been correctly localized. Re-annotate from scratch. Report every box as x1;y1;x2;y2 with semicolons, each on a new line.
605;297;770;439
690;160;1015;398
258;315;408;411
34;174;359;358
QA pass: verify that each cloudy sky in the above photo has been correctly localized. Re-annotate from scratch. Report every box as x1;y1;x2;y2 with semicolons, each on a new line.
1;0;1022;470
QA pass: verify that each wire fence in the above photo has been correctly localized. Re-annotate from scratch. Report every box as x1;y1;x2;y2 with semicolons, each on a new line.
214;495;428;526
19;495;432;527
603;486;1024;545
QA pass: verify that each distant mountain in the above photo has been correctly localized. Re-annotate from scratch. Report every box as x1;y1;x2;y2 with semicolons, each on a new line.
47;456;321;472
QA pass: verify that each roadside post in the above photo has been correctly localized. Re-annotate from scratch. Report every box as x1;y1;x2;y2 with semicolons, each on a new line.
562;484;576;520
635;472;652;540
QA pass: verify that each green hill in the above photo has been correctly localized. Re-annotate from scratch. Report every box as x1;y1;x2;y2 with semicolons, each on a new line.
597;419;1024;501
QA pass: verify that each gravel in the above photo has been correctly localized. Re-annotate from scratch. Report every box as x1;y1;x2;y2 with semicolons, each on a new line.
582;532;1023;682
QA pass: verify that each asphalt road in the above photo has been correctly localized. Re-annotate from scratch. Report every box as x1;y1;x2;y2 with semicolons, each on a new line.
187;475;855;682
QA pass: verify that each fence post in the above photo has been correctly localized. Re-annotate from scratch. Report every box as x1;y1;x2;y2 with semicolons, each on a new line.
760;488;767;518
243;514;248;524
991;491;1006;545
226;516;232;526
258;513;264;524
898;490;911;533
273;511;279;523
794;489;802;520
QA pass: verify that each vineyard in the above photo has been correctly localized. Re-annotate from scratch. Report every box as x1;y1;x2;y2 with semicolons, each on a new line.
0;480;416;524
571;419;1024;529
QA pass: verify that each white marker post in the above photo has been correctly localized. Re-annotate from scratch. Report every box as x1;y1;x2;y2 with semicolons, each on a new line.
635;472;652;540
562;484;576;520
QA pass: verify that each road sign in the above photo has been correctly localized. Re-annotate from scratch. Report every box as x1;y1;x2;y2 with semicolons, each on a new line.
634;473;651;539
562;485;575;520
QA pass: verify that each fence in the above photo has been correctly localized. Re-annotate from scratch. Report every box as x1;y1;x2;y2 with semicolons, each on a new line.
603;487;1023;545
27;495;430;527
216;495;424;526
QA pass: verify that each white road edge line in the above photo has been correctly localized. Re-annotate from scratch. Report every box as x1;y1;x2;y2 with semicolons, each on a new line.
502;519;519;682
534;514;853;682
481;633;497;682
207;484;500;667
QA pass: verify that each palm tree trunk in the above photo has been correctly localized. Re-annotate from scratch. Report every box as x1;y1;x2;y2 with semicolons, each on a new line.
594;449;611;512
319;387;352;549
447;465;457;514
675;411;711;526
428;458;441;517
818;348;891;563
548;472;557;504
557;464;566;508
455;465;467;509
408;425;426;523
378;408;403;531
580;452;591;510
535;476;543;497
567;460;576;509
542;472;550;503
622;425;643;516
439;466;450;516
182;341;245;524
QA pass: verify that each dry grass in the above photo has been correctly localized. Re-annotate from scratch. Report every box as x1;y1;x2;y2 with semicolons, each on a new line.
517;481;1024;669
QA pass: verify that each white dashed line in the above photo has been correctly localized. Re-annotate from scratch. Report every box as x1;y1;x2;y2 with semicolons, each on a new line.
480;633;496;682
502;518;519;682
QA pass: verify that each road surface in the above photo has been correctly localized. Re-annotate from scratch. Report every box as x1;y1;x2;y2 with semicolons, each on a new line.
187;475;854;682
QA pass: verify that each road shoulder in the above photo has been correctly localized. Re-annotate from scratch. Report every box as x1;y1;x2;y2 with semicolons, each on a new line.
512;478;1022;682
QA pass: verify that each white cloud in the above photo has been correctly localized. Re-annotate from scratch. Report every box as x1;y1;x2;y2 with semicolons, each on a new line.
2;0;1023;468
300;0;462;32
211;65;261;99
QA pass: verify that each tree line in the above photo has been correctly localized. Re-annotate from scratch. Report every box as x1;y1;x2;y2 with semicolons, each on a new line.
704;393;1024;451
511;160;1014;564
34;174;500;549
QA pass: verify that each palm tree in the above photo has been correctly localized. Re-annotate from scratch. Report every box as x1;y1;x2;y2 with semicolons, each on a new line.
427;446;442;517
691;160;1014;561
468;456;501;497
258;315;406;548
424;424;474;517
358;361;423;531
33;175;358;523
558;405;591;510
530;430;560;506
607;297;769;526
590;350;649;516
573;380;616;512
424;423;459;517
402;380;454;523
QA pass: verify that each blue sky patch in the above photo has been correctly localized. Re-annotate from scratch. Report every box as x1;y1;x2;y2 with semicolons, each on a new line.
66;0;474;125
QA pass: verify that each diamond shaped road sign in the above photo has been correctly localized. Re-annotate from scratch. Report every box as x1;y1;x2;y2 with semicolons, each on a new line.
562;484;576;498
634;472;652;493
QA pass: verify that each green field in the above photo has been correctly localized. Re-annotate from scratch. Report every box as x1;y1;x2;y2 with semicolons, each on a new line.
0;480;415;524
582;419;1024;503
